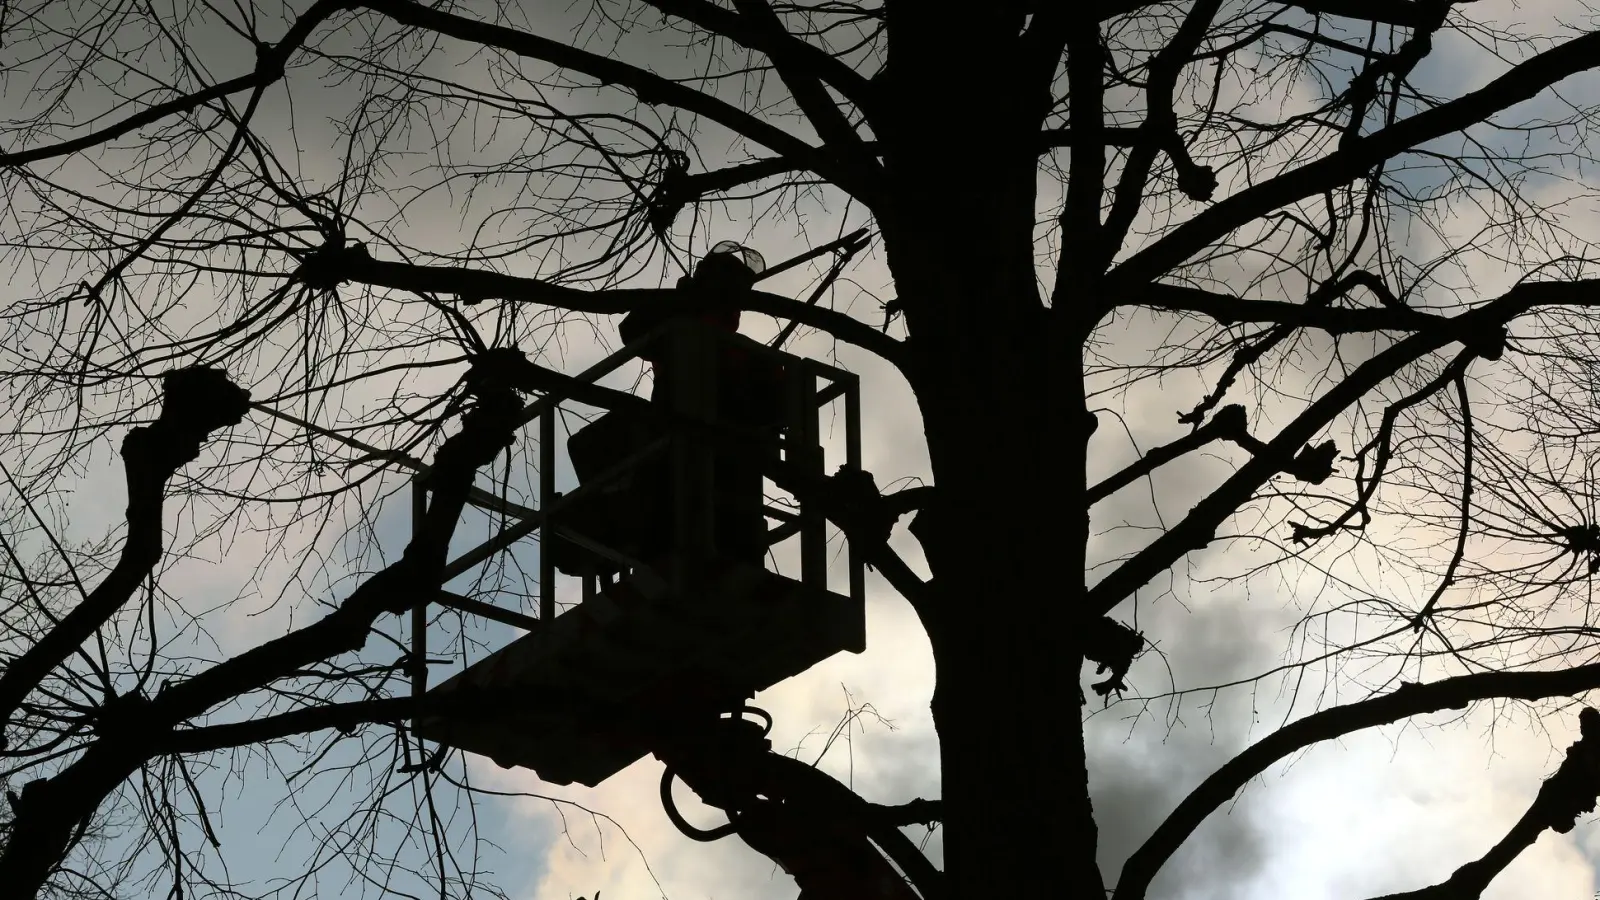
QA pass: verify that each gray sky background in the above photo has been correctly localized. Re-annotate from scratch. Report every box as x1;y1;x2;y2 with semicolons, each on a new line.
9;1;1600;898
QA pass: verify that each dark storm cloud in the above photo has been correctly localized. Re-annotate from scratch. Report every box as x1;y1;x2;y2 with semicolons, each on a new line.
1086;597;1289;900
1081;307;1324;898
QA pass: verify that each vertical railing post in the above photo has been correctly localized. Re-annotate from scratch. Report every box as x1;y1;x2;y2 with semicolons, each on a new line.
540;404;556;623
843;372;865;605
411;476;429;699
789;361;825;590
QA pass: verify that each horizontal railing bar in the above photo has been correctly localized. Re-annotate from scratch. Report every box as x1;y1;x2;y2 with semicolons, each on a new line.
441;437;669;581
437;590;542;631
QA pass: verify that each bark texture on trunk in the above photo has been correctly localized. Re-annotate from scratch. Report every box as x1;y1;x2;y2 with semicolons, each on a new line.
878;192;1102;898
870;11;1105;882
911;380;1102;898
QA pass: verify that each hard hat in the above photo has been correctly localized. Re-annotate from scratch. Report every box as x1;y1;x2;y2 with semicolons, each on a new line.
698;241;766;278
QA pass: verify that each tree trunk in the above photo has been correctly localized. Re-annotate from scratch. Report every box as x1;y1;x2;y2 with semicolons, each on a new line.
880;214;1101;896
872;0;1101;857
916;384;1102;898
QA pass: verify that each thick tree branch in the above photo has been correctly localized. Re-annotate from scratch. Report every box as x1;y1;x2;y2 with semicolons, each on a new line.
728;0;879;172
0;0;350;169
689;156;801;193
1287;350;1475;546
764;464;939;625
1056;9;1106;294
1117;676;1600;900
1129;282;1453;333
656;128;1133;216
296;243;905;366
0;379;522;899
468;347;652;415
0;368;250;749
152;393;520;721
649;156;809;231
1406;373;1473;631
1334;1;1452;149
1017;6;1073;96
865;541;941;635
1169;270;1406;426
1099;0;1462;28
758;753;946;900
1085;279;1599;617
1089;404;1248;505
1109;25;1600;288
639;0;875;107
1083;326;1434;613
869;797;942;828
1367;723;1600;900
1365;710;1600;900
1286;0;1462;27
882;485;933;520
1085;323;1429;611
1041;127;1142;151
162;681;578;755
165;697;417;753
1096;0;1222;268
357;0;875;201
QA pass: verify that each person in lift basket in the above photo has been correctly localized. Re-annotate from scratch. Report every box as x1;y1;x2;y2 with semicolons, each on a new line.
564;241;786;575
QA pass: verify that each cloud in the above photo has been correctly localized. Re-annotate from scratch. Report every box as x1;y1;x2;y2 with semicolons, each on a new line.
1088;593;1286;900
19;5;1600;899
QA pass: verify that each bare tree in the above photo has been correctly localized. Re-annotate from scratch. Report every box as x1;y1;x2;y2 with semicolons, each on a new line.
9;0;1600;898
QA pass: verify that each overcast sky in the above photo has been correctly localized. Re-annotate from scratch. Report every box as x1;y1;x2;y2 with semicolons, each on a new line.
11;1;1600;898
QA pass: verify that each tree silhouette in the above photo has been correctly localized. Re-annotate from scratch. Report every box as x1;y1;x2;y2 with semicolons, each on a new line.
6;1;1600;898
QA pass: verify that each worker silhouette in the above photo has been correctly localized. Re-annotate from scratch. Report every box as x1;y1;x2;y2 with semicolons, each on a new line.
564;242;785;574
